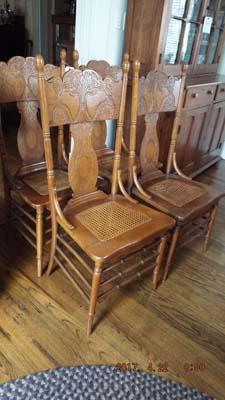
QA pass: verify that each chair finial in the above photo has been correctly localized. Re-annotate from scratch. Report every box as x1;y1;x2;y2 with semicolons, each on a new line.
60;48;67;64
133;60;140;73
73;49;79;68
122;53;130;73
123;52;129;62
35;54;45;73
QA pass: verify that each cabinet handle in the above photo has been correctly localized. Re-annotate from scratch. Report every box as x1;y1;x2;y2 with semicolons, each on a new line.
220;88;225;92
207;90;213;95
192;93;199;98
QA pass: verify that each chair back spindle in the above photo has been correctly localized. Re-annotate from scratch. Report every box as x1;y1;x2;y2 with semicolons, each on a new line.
57;48;67;166
111;54;130;196
166;64;188;175
128;60;140;190
35;56;57;211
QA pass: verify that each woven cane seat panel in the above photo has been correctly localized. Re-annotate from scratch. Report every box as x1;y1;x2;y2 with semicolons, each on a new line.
148;179;205;208
76;201;151;241
23;170;69;196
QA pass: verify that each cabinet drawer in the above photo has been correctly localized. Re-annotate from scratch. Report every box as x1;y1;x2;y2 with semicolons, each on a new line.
184;85;217;108
215;83;225;101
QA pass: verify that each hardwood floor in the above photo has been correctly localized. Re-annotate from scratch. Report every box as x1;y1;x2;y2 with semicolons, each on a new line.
0;160;225;399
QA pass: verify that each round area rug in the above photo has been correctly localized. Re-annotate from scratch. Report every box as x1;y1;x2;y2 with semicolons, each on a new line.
0;365;216;400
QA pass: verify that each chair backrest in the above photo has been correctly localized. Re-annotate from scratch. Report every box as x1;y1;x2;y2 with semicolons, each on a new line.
134;69;183;176
74;51;124;157
35;54;129;201
0;56;64;177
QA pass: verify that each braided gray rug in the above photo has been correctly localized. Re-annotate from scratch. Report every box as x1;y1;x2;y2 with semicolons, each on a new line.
0;365;216;400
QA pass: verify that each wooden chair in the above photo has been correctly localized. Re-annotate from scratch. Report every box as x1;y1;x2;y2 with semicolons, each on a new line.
35;54;175;335
0;55;71;277
130;63;225;281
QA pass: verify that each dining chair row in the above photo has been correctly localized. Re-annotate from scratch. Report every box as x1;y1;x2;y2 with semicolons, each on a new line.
36;52;224;334
0;50;224;335
53;50;224;284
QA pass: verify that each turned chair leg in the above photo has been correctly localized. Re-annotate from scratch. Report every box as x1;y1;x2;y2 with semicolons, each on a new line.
36;206;44;278
47;216;58;275
87;260;103;336
203;205;218;252
153;236;167;289
163;226;180;282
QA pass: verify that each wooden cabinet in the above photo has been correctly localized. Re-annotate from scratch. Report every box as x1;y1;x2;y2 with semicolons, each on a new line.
124;0;225;176
184;84;217;108
174;81;225;176
176;105;209;175
215;83;225;100
198;100;225;168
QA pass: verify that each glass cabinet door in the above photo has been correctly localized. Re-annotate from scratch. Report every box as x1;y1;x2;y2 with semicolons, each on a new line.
54;20;75;64
197;0;225;65
163;0;225;68
197;32;211;64
164;18;182;64
163;0;202;65
181;22;198;63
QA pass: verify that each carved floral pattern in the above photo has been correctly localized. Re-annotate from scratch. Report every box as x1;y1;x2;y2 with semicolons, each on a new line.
138;71;177;116
46;69;122;127
0;56;60;103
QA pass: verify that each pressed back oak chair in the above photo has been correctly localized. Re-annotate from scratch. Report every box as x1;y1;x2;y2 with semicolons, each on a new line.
129;63;225;281
35;53;175;335
0;54;71;277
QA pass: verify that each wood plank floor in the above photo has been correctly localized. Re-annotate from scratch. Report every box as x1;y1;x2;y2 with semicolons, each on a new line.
0;160;225;399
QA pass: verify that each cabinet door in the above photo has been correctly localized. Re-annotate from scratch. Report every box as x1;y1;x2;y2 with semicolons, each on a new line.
164;0;203;65
175;105;209;175
194;0;225;73
198;101;225;168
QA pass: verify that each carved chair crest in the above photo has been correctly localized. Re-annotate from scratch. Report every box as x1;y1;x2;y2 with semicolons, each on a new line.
138;71;178;115
86;59;122;81
45;69;123;127
80;59;123;155
0;56;60;102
